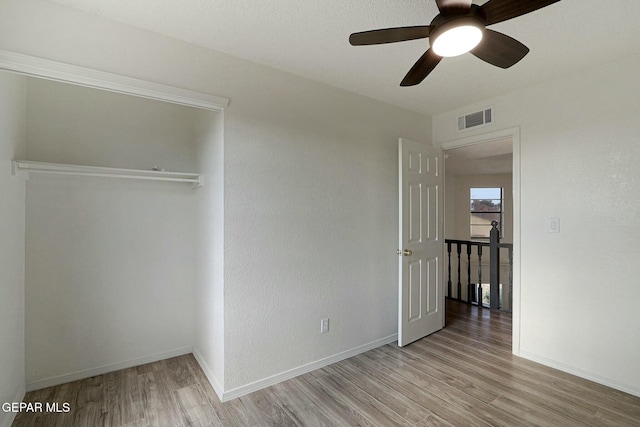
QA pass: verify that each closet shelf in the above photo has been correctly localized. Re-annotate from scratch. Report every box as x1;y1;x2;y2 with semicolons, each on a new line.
12;160;204;188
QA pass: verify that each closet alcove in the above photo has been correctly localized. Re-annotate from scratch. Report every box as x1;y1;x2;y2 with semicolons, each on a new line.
2;67;224;391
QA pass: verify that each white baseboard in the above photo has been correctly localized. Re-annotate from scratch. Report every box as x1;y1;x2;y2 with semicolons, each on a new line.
0;385;26;427
519;350;640;398
192;350;224;401
220;334;398;402
24;335;401;403
26;346;193;392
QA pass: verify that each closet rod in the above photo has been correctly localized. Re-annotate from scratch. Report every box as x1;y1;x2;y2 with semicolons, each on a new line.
12;160;204;188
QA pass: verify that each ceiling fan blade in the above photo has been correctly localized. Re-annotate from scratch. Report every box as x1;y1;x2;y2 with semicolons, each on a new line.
481;0;561;26
435;0;472;14
349;26;432;46
400;49;442;86
471;29;529;68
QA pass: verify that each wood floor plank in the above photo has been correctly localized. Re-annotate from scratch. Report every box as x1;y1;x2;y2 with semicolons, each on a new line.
313;372;412;426
325;361;432;425
13;300;640;427
162;356;197;390
291;375;383;427
206;394;258;427
414;413;456;427
174;384;223;427
368;345;501;404
346;350;524;427
429;331;640;424
236;389;300;427
427;337;640;426
414;339;605;426
337;347;496;427
269;378;340;427
104;367;143;426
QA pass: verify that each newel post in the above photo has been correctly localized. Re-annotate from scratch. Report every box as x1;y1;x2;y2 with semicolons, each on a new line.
489;221;500;310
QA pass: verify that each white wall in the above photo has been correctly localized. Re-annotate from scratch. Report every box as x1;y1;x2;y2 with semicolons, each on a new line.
222;81;429;394
0;72;27;427
434;53;640;396
0;0;432;398
24;78;198;388
193;109;225;395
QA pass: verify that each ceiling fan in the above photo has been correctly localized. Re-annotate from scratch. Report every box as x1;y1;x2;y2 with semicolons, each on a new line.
349;0;561;86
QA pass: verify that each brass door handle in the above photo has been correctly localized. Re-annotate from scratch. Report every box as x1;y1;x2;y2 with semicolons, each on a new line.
396;249;412;256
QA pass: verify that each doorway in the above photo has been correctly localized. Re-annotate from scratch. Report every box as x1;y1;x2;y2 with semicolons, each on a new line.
440;127;521;355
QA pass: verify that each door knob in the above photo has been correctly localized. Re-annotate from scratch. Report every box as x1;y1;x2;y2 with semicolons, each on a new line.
396;249;412;256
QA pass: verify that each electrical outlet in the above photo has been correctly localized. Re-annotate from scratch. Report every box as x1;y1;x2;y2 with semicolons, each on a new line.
320;318;329;334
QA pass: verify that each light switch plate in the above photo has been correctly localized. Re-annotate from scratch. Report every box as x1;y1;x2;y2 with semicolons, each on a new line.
548;218;560;233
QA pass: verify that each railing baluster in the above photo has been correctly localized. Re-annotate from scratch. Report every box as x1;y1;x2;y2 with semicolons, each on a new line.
447;242;452;299
489;221;501;310
466;244;472;304
456;243;462;301
477;245;483;307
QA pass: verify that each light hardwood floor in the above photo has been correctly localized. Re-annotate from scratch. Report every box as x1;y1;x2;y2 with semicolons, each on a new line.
13;300;640;426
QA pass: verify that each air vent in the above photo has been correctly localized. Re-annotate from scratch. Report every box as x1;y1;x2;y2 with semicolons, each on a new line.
457;108;493;132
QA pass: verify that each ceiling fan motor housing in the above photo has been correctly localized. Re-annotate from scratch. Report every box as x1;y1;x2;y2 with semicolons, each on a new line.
430;4;487;28
429;6;487;57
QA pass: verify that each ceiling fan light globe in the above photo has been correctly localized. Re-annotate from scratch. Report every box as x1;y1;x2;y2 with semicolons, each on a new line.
432;25;483;57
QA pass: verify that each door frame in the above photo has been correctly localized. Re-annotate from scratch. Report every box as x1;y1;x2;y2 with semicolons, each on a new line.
439;126;521;356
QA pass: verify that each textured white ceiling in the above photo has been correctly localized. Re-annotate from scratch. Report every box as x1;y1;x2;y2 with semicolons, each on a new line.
46;0;640;116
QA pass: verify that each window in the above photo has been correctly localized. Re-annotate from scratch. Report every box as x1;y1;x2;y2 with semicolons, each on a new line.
470;187;503;239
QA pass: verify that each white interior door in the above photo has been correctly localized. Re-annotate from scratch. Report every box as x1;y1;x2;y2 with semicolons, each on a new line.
398;138;444;347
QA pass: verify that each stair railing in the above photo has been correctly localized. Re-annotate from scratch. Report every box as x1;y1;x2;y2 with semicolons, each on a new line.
445;221;513;312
